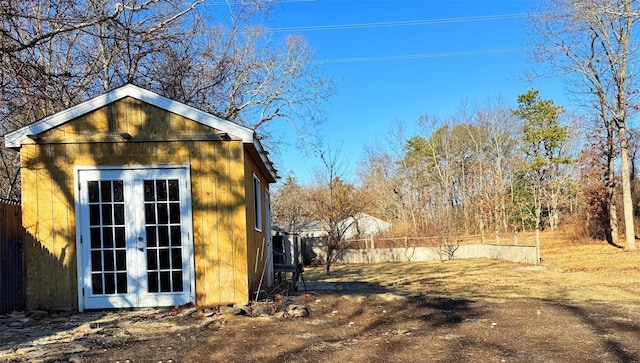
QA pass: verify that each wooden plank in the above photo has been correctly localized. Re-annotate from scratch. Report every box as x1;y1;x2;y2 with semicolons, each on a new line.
206;141;223;305
229;141;249;305
188;141;207;304
217;142;236;304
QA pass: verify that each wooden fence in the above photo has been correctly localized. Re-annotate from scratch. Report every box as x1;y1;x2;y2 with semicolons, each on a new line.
303;231;540;266
0;199;24;314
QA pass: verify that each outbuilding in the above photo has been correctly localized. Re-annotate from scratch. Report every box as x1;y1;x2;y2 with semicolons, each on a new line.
4;84;276;311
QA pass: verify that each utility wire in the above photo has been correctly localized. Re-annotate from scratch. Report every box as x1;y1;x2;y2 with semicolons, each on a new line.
315;48;522;64
265;14;526;33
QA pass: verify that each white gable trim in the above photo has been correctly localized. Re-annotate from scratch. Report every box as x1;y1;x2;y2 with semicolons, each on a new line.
4;84;277;181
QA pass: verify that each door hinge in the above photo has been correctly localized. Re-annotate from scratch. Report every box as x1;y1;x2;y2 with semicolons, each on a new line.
78;182;81;191
82;288;85;296
80;235;83;244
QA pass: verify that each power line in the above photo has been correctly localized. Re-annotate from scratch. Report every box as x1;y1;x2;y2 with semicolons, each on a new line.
265;14;527;33
315;48;522;64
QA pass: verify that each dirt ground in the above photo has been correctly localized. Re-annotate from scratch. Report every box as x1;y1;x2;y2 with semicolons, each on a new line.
3;234;640;362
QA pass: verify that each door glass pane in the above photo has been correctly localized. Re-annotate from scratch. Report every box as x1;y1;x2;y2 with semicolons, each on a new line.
171;249;182;268
117;273;127;293
89;205;100;226
115;227;126;248
92;274;103;294
114;204;125;225
160;271;171;292
158;226;169;246
168;180;179;201
101;205;112;225
159;249;170;269
113;181;124;202
88;181;99;203
169;203;180;224
91;251;102;271
102;227;113;248
104;273;115;294
90;228;101;248
172;271;183;292
170;226;181;246
144;180;155;201
100;181;112;202
156;180;167;201
157;204;168;224
146;226;157;247
148;272;159;293
145;204;156;224
103;250;114;271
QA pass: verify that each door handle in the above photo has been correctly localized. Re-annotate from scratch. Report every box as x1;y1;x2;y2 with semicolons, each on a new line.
137;247;144;252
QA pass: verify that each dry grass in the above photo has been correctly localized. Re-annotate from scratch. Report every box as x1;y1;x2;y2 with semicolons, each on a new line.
305;231;640;303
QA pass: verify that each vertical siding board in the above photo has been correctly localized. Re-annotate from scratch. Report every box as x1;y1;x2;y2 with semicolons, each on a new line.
189;141;207;304
210;142;229;303
51;144;73;306
230;142;249;304
217;142;234;304
21;145;41;310
204;141;222;305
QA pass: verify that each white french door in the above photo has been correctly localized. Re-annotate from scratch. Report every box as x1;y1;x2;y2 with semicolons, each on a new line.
76;166;194;310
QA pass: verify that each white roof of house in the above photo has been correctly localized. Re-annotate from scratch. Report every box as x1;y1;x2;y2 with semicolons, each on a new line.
3;84;278;181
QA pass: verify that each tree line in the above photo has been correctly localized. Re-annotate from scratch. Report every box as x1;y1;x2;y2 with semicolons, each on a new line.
273;89;640;259
273;0;640;255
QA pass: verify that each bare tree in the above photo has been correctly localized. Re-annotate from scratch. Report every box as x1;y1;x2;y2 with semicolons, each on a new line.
310;145;367;274
530;0;640;249
1;0;334;201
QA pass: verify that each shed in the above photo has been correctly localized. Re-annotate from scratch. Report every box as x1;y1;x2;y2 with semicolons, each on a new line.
4;84;277;311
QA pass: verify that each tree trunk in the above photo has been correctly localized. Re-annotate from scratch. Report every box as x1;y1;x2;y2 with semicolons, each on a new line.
619;126;636;250
607;136;619;244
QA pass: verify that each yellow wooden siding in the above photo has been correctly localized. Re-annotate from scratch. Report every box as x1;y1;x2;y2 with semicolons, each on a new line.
244;149;269;296
39;97;217;140
20;99;257;309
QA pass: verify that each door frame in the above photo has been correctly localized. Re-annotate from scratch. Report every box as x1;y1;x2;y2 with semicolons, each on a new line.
74;164;195;311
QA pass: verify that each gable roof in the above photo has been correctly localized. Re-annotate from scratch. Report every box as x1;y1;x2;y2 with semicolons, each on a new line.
3;84;277;182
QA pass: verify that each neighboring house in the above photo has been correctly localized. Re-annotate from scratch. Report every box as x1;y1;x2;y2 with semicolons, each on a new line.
4;84;277;311
296;213;391;264
341;213;392;240
297;213;391;239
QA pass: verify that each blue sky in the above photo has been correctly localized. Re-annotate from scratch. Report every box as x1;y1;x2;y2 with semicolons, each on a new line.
265;0;568;185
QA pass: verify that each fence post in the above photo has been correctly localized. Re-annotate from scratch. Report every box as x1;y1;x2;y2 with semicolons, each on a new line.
495;230;500;245
370;234;375;249
514;230;519;246
481;230;485;244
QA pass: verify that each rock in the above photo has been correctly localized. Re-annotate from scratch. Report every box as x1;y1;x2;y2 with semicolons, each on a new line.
28;310;49;319
202;308;217;317
9;311;26;319
64;342;92;354
25;349;46;358
219;306;244;316
15;346;38;355
8;321;23;328
376;293;407;302
285;304;310;318
68;355;83;363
